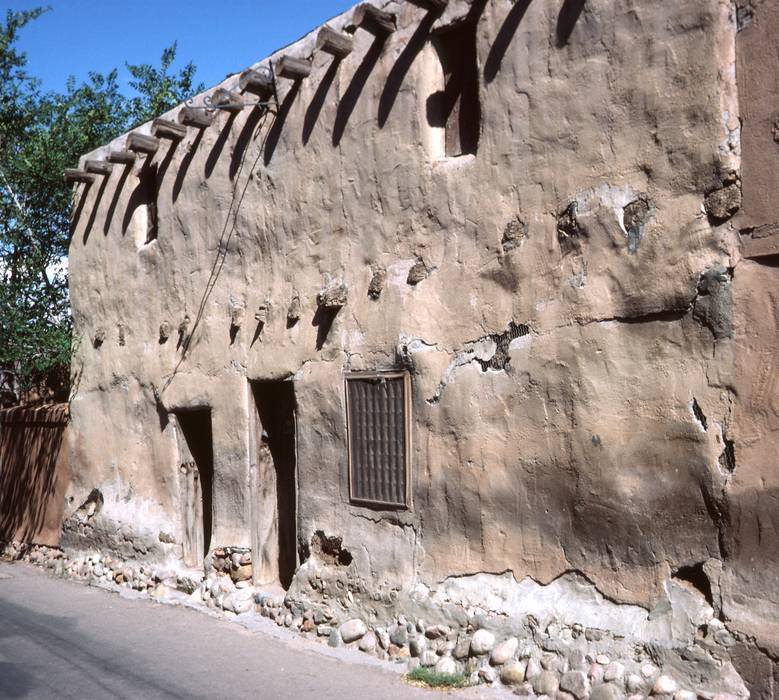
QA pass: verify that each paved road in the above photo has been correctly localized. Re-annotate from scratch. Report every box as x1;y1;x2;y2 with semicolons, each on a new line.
0;561;509;700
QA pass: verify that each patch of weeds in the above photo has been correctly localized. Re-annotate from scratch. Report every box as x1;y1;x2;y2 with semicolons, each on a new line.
405;666;469;689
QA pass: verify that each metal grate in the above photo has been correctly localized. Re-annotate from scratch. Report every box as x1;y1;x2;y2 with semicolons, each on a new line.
347;373;409;508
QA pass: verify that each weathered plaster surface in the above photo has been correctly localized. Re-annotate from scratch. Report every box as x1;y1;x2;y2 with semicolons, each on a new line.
63;0;776;676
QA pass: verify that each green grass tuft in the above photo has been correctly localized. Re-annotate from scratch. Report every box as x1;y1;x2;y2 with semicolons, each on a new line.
406;666;469;689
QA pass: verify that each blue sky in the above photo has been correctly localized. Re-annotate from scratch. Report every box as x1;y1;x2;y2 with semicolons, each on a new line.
3;1;356;94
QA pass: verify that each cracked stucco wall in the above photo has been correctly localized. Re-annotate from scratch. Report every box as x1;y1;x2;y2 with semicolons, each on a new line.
62;0;778;662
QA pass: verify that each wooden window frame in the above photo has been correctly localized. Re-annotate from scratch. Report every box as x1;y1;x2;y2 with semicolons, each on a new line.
345;370;412;510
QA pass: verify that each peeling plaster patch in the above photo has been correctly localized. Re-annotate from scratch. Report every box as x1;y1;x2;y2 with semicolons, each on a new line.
720;109;741;158
431;571;713;642
400;335;439;355
623;196;653;254
693;264;733;338
469;338;498;363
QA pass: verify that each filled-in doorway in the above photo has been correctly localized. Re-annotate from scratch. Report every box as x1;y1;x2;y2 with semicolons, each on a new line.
250;381;297;590
173;409;214;568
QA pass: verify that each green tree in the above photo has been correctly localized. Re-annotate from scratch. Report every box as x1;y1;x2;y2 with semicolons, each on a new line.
0;8;202;404
126;42;203;128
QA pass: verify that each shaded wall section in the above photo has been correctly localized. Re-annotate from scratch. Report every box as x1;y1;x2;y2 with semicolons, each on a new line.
0;404;70;546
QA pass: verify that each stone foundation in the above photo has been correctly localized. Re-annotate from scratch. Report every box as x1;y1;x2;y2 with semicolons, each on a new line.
2;540;751;697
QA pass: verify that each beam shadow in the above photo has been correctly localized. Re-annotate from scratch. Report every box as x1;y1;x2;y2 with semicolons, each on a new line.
332;34;387;147
484;0;534;83
302;59;341;145
378;7;441;128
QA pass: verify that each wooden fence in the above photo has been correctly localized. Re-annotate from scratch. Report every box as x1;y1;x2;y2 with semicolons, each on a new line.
0;404;70;546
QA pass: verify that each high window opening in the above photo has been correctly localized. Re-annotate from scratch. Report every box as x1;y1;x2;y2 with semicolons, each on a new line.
427;21;481;157
138;163;158;243
250;381;297;590
174;409;214;566
346;372;411;509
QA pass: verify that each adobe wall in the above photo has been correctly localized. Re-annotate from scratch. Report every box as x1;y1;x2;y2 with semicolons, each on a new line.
64;0;775;667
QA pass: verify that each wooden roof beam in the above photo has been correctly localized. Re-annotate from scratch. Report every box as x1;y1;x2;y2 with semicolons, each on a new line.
238;68;274;97
178;106;213;129
107;150;136;165
84;159;113;175
152;117;187;140
350;4;396;34
211;88;244;114
276;55;312;81
127;133;160;155
64;169;95;185
316;26;353;59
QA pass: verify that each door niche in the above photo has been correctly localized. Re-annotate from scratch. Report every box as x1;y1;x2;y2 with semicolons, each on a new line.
250;381;297;590
174;409;214;568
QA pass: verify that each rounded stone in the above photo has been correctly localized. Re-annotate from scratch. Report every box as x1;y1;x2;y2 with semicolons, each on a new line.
328;628;341;647
490;637;519;665
569;649;587;671
626;675;644;693
525;657;542;680
409;636;426;658
500;660;527;685
673;691;696;700
390;625;408;646
532;671;560;695
478;665;497;684
421;650;438;667
604;662;625;683
653;675;678;695
453;639;471;659
375;628;390;650
435;656;457;675
641;663;658;679
339;618;368;643
359;631;377;654
591;683;626;700
596;654;611;665
589;663;605;684
560;670;590;699
470;629;496;656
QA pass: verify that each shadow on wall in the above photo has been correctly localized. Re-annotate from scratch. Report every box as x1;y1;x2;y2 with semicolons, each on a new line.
0;405;70;546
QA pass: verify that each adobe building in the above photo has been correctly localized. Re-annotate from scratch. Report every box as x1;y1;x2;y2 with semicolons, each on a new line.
61;0;778;691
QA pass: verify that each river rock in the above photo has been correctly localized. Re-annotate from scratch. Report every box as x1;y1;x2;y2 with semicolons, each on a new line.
339;618;367;643
532;671;560;695
560;670;590;699
604;662;625;683
591;683;626;700
501;660;527;685
435;656;457;675
653;675;678;695
490;637;518;665
359;632;377;654
421;650;438;667
409;636;426;657
390;624;408;646
470;629;496;655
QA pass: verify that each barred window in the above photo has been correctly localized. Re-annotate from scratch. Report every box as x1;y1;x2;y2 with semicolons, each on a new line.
346;372;411;508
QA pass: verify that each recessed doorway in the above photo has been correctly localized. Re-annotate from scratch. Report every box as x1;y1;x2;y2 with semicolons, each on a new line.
250;381;297;590
173;408;214;567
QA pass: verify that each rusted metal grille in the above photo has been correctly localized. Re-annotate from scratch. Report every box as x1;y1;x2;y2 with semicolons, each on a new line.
347;373;409;508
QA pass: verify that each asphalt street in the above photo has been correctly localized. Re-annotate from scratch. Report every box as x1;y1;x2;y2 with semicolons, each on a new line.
0;561;510;700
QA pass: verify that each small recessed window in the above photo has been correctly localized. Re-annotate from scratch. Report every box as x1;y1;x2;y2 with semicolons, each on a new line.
427;21;481;157
346;371;411;509
139;163;158;243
